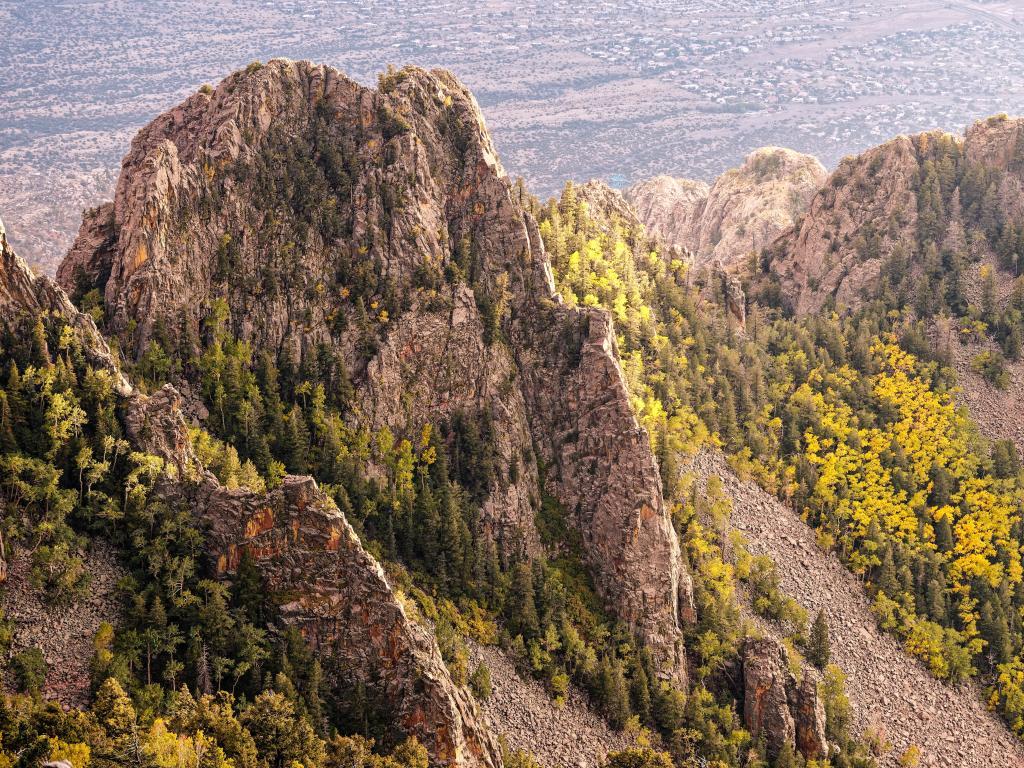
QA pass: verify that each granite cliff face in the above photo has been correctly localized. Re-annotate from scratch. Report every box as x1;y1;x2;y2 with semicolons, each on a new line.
3;213;501;768
62;59;693;687
625;147;825;271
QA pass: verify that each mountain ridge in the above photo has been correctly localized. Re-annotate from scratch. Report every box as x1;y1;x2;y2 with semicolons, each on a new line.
4;57;1024;768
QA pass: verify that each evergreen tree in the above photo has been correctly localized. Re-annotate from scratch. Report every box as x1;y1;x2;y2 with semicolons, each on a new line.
807;610;830;669
599;656;631;730
506;562;539;638
628;654;653;724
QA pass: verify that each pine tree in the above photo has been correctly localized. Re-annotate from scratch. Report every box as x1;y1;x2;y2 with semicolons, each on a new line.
439;486;466;584
934;515;954;553
31;318;50;366
283;405;310;474
926;578;947;623
599;656;631;730
717;377;739;449
980;600;1012;666
807;610;830;669
628;655;653;724
0;391;16;452
877;545;898;596
234;550;265;625
414;473;441;567
196;640;213;695
773;742;803;768
507;562;539;638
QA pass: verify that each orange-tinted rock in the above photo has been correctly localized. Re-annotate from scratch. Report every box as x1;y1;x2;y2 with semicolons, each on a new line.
742;638;827;762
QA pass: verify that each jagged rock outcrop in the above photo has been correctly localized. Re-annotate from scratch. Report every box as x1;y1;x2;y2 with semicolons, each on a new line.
512;308;695;682
575;179;648;230
625;147;825;271
795;673;828;759
62;59;694;687
963;113;1024;196
712;261;746;328
742;638;796;756
763;134;930;315
741;637;825;761
2;213;502;768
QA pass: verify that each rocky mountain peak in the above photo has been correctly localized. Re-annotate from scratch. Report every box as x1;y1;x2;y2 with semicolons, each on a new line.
60;59;521;348
574;179;647;230
762;116;1024;316
964;113;1024;171
625;146;825;272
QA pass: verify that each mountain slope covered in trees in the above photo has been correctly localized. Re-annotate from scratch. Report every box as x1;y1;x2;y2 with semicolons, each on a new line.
528;172;1024;761
3;57;1024;768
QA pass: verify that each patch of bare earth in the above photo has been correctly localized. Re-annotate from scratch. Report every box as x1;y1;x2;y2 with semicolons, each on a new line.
468;642;636;768
2;540;124;708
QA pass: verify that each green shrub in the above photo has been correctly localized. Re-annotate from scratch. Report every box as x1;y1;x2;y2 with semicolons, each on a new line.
11;647;47;696
469;662;491;700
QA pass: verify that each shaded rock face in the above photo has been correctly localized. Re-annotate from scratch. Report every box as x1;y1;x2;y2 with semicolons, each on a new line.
57;201;116;297
205;475;499;768
625;147;826;271
62;59;694;688
1;223;501;768
795;673;827;760
741;638;826;761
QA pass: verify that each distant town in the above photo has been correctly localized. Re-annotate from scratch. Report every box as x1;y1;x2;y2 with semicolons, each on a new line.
2;0;1024;272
